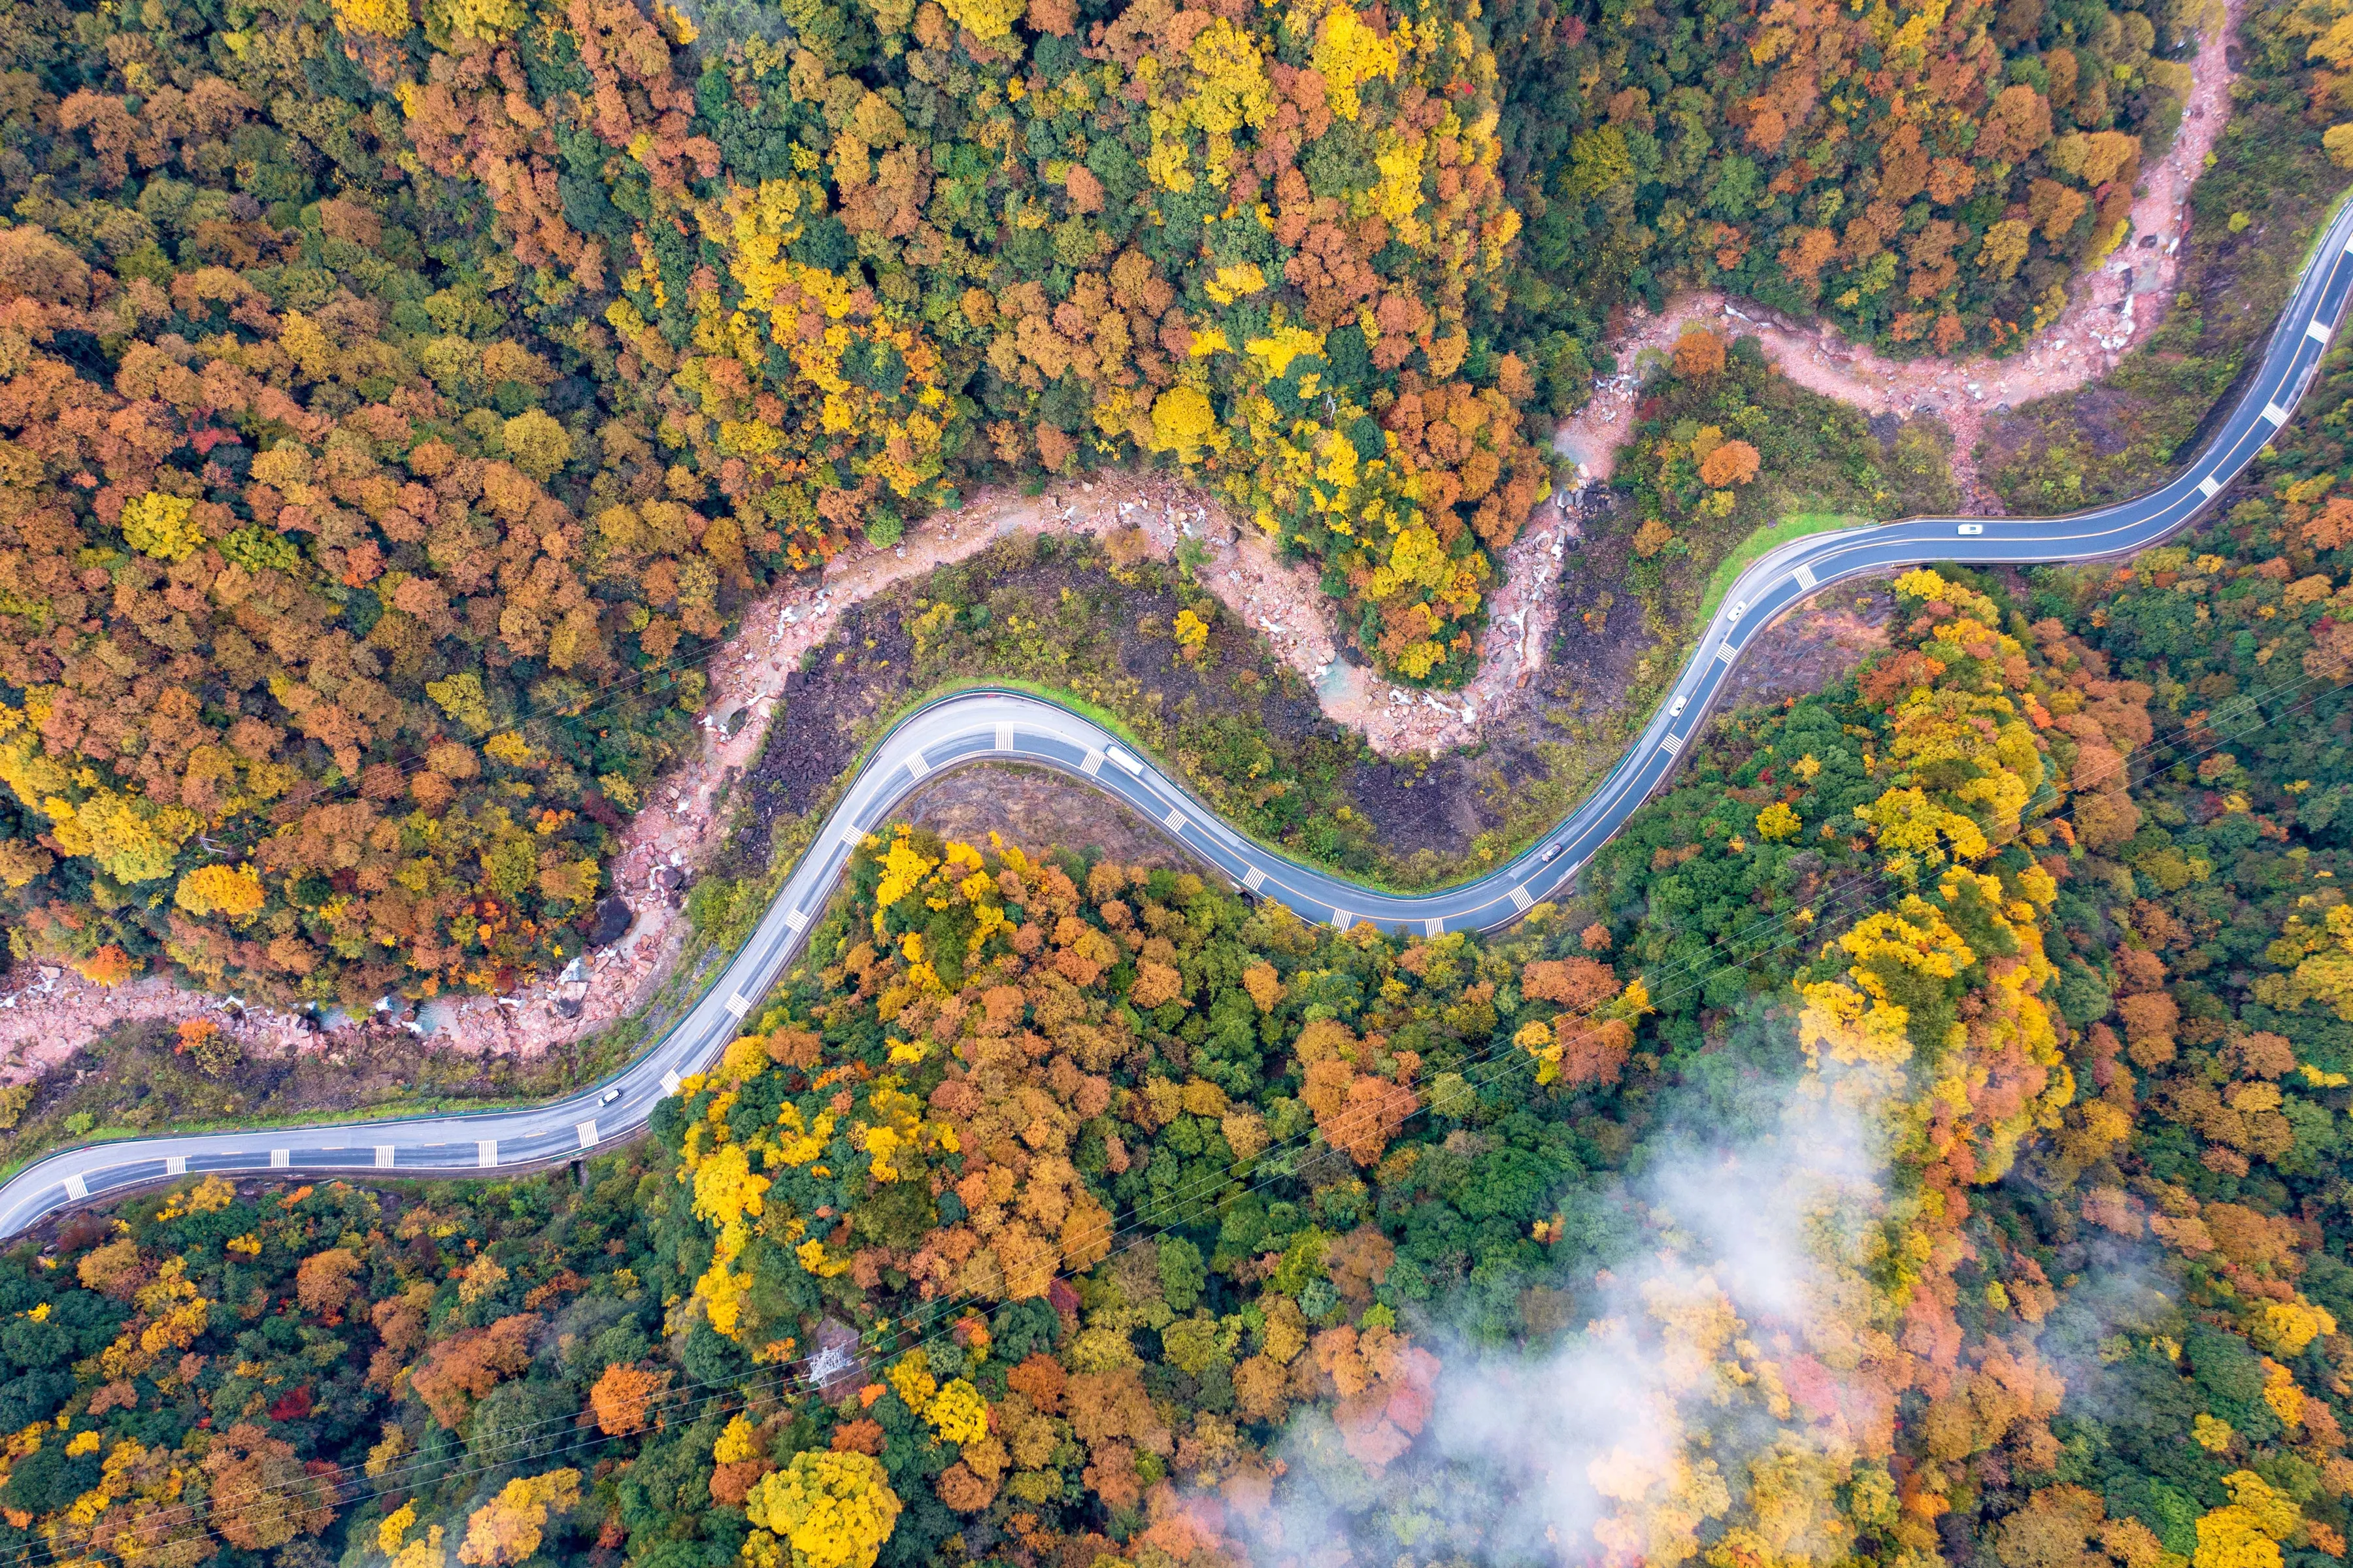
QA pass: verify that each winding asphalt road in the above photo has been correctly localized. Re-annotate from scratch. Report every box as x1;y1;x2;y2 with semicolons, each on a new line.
3;195;2349;1237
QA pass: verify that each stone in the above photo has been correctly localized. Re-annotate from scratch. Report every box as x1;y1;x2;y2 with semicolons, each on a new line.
587;896;634;948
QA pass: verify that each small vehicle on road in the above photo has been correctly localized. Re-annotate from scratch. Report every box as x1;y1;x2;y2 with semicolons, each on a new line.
1540;842;1565;863
1726;600;1747;624
1956;523;1984;535
1668;695;1688;718
601;1086;622;1106
1107;746;1144;776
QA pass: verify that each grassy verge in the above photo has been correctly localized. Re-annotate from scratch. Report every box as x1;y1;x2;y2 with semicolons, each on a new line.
813;674;1458;891
1605;338;1956;646
721;667;1455;899
2291;181;2353;278
709;470;1948;912
1512;346;1960;844
1512;509;1871;861
1698;512;1874;623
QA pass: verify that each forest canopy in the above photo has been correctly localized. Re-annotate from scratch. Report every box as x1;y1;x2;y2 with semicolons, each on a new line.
0;0;2212;1001
5;515;2353;1568
0;0;2349;1563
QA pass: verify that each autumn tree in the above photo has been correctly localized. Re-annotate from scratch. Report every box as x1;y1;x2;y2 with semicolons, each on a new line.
589;1363;669;1435
203;1424;335;1550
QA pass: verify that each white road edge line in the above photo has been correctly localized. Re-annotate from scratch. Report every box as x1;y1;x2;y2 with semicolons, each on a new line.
13;203;2353;1235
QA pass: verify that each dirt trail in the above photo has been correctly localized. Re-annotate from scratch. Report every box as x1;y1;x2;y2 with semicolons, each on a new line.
1552;0;2239;508
0;0;2247;1063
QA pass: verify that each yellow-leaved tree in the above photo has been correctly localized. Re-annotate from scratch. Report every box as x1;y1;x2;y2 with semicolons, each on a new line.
2192;1471;2302;1568
743;1452;903;1568
456;1469;582;1566
175;864;267;920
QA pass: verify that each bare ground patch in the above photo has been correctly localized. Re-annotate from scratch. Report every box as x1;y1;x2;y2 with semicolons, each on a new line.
1712;578;1899;714
897;764;1214;872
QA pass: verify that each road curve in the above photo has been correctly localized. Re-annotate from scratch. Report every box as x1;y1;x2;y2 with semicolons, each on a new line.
4;193;2349;1237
